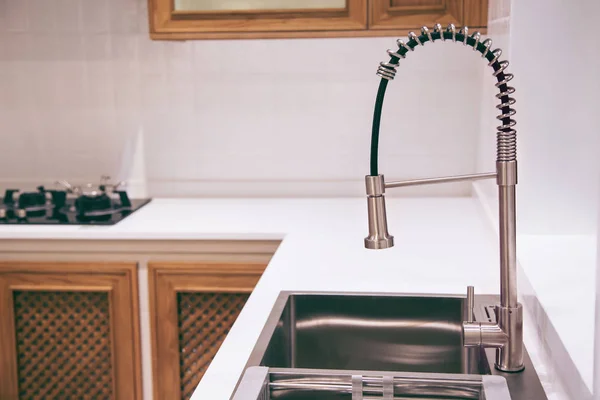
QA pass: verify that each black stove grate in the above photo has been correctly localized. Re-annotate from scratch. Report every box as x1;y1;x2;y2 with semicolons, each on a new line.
0;193;151;226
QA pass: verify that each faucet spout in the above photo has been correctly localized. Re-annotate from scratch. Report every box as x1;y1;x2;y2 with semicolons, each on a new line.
364;175;394;250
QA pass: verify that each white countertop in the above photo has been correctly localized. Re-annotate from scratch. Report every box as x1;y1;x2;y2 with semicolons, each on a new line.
0;198;566;399
0;197;498;248
517;234;596;394
148;197;502;400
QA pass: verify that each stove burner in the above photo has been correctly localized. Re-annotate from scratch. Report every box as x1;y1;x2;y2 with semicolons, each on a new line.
17;186;49;209
75;193;113;216
0;177;151;225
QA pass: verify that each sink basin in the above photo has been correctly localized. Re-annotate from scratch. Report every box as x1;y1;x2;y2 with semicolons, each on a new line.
244;292;548;400
257;293;487;374
232;367;512;400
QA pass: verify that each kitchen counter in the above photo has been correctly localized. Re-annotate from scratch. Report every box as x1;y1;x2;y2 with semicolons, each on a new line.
0;198;566;399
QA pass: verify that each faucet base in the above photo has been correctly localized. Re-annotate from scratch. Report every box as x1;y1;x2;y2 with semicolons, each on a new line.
495;363;525;373
463;301;524;373
495;303;525;372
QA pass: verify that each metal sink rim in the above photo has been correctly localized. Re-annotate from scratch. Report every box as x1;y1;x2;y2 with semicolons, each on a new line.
232;366;513;400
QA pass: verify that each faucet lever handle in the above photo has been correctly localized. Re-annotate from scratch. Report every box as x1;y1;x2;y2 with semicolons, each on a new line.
466;286;475;323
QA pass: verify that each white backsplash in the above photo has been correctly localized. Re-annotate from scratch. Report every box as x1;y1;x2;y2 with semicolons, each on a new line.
475;0;600;236
509;0;600;236
0;0;485;197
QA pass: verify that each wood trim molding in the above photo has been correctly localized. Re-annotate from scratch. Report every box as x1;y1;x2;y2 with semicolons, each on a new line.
150;26;485;40
0;261;137;274
149;0;367;35
0;272;19;399
369;0;463;30
148;261;267;400
388;1;446;12
0;262;142;400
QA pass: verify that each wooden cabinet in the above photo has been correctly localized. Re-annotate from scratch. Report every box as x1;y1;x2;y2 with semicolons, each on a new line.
369;0;487;31
0;239;277;400
148;261;267;400
0;262;142;400
149;0;488;40
149;0;367;39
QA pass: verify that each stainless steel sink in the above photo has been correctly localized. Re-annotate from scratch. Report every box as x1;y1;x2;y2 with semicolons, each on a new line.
255;293;484;374
233;367;512;400
244;292;547;399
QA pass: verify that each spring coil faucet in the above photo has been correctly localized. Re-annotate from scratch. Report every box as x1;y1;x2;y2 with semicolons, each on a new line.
365;24;523;373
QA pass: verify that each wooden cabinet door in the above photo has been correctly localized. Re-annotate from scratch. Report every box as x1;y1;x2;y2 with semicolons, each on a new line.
462;0;488;30
0;262;142;400
150;0;367;40
369;0;488;31
148;262;267;400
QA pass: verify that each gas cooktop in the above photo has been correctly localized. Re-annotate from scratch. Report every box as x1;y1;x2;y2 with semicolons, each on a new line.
0;177;151;225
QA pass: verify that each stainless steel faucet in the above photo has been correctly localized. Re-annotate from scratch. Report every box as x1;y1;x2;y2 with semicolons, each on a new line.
364;24;524;373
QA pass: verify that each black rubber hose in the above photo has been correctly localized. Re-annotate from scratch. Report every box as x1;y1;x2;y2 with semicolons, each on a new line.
370;79;388;176
369;31;511;176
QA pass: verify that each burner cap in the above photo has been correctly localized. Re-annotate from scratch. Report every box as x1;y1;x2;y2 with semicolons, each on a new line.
75;194;113;217
18;191;47;209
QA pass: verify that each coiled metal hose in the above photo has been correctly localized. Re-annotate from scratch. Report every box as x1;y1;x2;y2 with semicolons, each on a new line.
370;24;516;175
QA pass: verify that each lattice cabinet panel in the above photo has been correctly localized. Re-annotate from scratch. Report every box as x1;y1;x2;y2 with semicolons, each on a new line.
13;290;114;399
149;262;267;400
0;262;142;400
178;292;250;399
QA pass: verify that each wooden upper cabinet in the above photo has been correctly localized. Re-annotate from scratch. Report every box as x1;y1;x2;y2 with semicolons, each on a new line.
369;0;487;30
148;0;487;40
369;0;462;30
149;0;368;40
462;0;488;29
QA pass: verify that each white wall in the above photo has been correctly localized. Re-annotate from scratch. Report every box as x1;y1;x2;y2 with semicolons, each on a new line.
0;0;486;197
509;0;600;235
509;3;600;388
477;0;600;235
595;202;600;399
474;0;600;396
